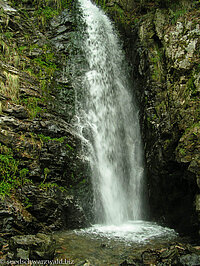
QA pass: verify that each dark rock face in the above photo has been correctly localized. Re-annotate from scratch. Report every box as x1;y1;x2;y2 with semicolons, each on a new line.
0;184;87;237
119;243;200;266
97;0;200;238
0;0;91;244
130;10;200;237
9;233;56;260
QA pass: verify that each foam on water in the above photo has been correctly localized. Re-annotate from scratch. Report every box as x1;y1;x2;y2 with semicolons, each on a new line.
76;221;177;244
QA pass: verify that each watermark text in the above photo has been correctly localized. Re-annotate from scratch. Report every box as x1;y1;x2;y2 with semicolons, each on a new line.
0;258;74;265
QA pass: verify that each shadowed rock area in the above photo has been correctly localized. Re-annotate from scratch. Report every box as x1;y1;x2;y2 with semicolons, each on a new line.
94;0;200;239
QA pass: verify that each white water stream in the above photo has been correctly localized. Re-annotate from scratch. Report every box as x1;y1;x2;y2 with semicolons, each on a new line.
75;0;177;241
78;0;143;225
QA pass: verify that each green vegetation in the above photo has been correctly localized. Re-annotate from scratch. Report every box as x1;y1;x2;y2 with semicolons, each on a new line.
96;0;108;10
19;168;29;185
187;66;200;98
0;72;19;102
79;178;86;185
179;148;186;156
187;76;197;97
10;0;74;12
38;134;65;143
33;53;58;76
39;182;66;192
0;144;31;196
66;143;73;150
149;45;164;82
40;167;51;185
169;8;187;24
184;122;200;135
0;0;76;201
111;5;126;23
38;134;74;150
4;31;14;39
34;6;59;27
39;166;67;193
23;196;33;209
20;97;45;119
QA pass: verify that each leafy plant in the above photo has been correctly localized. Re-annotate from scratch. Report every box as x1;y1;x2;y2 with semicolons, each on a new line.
44;167;50;181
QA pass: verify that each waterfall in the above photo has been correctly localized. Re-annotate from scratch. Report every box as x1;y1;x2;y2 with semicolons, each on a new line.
76;0;145;225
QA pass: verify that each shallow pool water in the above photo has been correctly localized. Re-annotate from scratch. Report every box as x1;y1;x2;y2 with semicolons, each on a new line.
54;221;178;265
75;220;177;244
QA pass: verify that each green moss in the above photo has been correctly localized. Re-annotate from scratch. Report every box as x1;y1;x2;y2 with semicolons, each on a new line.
0;154;18;181
33;53;58;77
0;1;65;116
39;134;65;143
19;168;29;185
79;178;86;185
95;0;108;10
155;100;166;116
10;0;73;13
38;134;74;150
35;6;59;23
39;182;66;192
184;122;200;135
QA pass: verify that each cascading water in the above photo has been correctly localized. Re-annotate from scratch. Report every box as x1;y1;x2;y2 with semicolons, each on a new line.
73;0;177;243
76;0;144;225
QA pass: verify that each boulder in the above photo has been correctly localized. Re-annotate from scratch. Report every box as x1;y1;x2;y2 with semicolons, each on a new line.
9;233;56;260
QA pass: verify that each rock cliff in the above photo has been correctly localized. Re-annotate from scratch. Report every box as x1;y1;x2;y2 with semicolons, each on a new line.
0;0;91;247
97;0;200;238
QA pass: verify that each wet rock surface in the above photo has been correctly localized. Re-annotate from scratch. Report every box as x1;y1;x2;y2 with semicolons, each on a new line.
98;0;200;238
135;9;200;237
0;0;91;258
54;230;200;266
0;184;87;239
9;233;56;260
